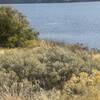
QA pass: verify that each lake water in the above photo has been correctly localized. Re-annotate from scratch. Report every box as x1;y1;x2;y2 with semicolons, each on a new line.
2;2;100;48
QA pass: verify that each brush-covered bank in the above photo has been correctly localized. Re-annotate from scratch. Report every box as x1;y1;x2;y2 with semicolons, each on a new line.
0;6;100;100
0;41;100;100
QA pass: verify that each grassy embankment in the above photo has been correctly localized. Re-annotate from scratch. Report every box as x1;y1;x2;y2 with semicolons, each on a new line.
0;40;100;100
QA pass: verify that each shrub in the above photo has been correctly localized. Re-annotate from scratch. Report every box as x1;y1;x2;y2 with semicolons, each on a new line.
0;6;39;47
0;43;100;100
0;45;93;90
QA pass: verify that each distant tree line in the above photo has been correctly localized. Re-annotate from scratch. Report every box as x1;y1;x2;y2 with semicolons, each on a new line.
0;0;100;3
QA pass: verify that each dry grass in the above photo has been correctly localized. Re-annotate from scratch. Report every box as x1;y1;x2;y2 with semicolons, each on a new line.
92;54;100;60
3;95;22;100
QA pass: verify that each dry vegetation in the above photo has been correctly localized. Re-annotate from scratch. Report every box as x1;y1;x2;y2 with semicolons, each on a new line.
0;41;100;100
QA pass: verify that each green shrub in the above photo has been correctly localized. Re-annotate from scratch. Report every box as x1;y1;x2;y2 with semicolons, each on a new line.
0;6;39;47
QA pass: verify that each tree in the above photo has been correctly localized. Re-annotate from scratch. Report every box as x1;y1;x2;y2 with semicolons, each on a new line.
0;6;39;47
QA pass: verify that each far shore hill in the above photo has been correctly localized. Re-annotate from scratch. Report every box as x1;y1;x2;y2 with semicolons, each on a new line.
0;0;100;3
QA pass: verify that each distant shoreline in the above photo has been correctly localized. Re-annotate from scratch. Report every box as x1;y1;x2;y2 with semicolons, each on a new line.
0;1;100;4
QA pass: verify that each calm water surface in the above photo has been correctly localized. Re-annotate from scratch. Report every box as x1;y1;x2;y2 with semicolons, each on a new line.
2;2;100;48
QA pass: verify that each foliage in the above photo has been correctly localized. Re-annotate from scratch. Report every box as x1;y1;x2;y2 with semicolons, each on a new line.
0;43;100;100
0;6;38;47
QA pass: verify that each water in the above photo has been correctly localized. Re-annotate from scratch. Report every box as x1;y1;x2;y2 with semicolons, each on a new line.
2;2;100;48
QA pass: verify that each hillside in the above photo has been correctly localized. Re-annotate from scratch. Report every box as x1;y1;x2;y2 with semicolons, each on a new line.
0;41;100;100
